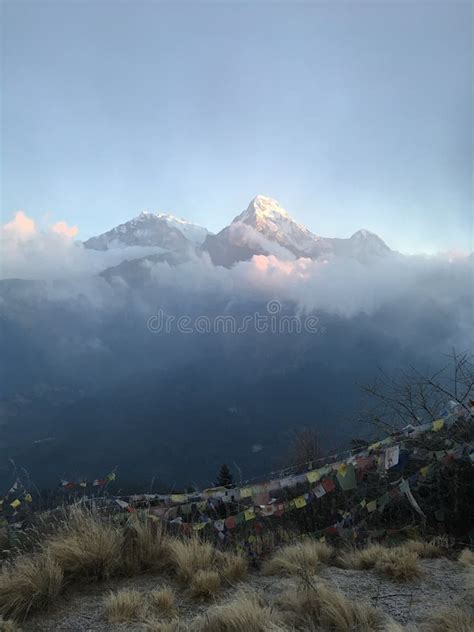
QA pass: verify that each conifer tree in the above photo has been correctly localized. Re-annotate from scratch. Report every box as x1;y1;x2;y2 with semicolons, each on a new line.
215;464;235;488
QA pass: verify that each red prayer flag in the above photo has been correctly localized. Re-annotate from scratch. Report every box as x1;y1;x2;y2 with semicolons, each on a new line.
224;516;236;529
322;478;336;493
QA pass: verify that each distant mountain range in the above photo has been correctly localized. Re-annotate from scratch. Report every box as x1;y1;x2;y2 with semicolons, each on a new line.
84;195;393;268
1;195;470;490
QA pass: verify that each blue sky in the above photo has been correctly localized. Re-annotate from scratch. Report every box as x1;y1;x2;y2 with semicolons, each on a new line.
1;1;472;253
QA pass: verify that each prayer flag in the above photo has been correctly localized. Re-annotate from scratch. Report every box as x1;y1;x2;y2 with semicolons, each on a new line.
336;463;357;491
366;500;377;513
306;470;320;483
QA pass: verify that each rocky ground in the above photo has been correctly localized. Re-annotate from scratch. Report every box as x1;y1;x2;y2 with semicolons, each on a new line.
25;558;469;631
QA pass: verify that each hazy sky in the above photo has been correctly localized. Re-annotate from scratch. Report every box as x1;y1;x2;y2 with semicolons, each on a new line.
1;1;472;253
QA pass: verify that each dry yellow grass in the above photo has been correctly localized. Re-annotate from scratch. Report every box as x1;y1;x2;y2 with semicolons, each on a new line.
165;537;215;582
190;570;222;600
148;587;177;617
262;539;333;576
459;548;474;567
193;589;285;631
46;508;122;581
375;548;422;582
0;618;21;632
276;581;393;631
402;539;445;559
217;552;248;583
103;588;147;623
0;553;63;620
143;620;186;632
121;515;168;574
421;605;474;632
339;543;421;582
339;543;389;570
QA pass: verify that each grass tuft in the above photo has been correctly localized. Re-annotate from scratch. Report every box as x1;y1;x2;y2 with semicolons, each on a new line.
0;618;21;632
402;539;445;559
148;587;177;617
47;508;122;581
143;620;186;632
218;552;248;583
276;581;391;631
262;539;332;576
339;543;388;570
459;548;474;567
0;553;63;620
103;588;147;623
165;537;215;582
190;570;221;600
194;589;285;631
121;515;168;574
375;548;422;582
339;543;422;581
421;605;474;632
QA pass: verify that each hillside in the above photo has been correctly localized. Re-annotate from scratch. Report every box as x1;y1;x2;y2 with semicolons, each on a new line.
0;408;472;631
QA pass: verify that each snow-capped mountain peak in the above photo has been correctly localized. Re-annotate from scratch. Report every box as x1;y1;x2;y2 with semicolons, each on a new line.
153;212;209;245
84;210;209;251
348;228;391;257
231;195;320;257
242;195;290;221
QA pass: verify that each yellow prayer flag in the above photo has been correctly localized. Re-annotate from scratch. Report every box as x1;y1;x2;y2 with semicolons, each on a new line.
319;536;326;543
294;495;307;509
420;465;431;477
306;470;320;483
432;419;444;432
244;508;255;521
337;463;348;477
369;441;381;451
24;493;33;503
193;522;206;531
240;487;252;499
171;494;187;503
366;500;377;513
10;499;21;509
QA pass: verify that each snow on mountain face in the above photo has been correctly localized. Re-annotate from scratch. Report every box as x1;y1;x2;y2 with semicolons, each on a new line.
203;195;392;267
84;196;392;270
348;229;391;257
154;213;209;245
84;211;208;251
234;195;321;257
